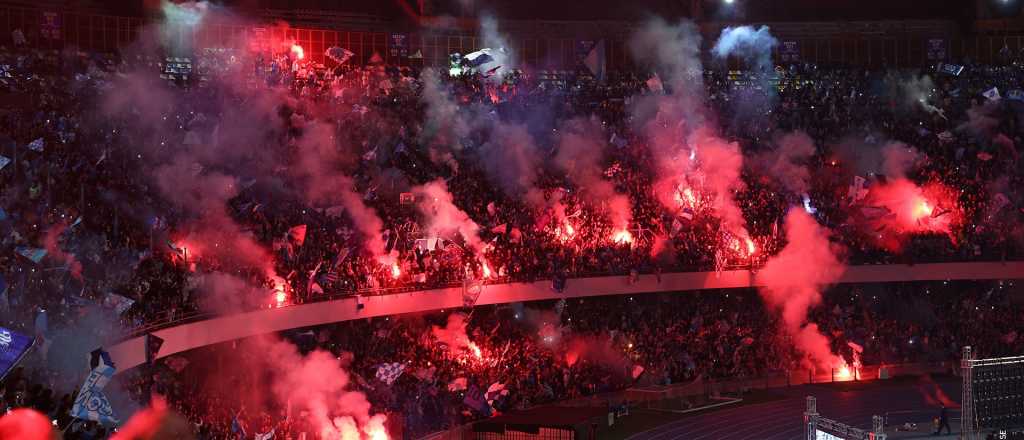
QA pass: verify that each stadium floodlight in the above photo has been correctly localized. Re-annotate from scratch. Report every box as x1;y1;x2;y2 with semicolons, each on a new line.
724;0;735;3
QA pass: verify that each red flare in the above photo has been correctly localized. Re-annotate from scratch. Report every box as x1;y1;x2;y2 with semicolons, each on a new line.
391;263;401;279
468;342;483;359
612;230;633;244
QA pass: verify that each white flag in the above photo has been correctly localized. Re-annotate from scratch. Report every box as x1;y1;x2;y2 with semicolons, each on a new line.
983;87;1001;101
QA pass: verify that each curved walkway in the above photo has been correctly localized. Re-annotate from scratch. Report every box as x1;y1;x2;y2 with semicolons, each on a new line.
108;261;1024;372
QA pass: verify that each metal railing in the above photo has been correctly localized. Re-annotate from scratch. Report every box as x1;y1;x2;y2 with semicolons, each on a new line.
416;361;954;440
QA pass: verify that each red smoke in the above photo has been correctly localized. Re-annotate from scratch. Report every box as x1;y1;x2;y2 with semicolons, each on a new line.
262;338;389;440
757;209;846;370
917;374;960;408
154;159;278;278
42;221;83;280
759;131;815;195
412;180;484;253
863;179;961;251
0;409;53;440
112;399;195;440
555;118;633;231
291;121;386;258
562;335;628;370
695;131;747;233
431;313;477;355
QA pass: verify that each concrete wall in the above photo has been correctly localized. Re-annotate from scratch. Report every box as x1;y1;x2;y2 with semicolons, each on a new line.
108;261;1024;372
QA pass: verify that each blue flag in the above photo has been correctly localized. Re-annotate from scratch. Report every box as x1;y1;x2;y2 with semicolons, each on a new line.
71;358;118;425
231;414;248;439
938;63;963;76
463;384;491;416
90;348;115;370
15;247;47;264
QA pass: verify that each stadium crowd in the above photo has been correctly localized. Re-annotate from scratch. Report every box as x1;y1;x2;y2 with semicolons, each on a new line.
98;280;1024;438
0;17;1022;439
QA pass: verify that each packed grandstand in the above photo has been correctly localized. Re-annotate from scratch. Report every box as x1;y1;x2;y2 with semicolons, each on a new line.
0;0;1023;439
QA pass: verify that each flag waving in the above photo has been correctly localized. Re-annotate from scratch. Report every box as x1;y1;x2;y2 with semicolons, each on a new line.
71;348;118;425
375;362;406;385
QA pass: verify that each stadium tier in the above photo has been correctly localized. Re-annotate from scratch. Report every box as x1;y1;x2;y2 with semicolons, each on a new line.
2;1;1024;439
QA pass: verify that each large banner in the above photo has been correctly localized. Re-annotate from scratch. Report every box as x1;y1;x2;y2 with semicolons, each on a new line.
0;327;35;381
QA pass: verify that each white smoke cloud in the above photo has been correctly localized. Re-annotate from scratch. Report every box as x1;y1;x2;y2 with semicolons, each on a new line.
712;25;778;72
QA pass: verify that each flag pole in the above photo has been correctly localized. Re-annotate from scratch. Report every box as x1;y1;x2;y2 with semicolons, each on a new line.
62;418;78;433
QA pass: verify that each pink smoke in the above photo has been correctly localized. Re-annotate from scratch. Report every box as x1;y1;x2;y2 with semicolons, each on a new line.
880;142;920;179
694;131;748;235
555;118;633;231
917;374;960;409
760;131;815;195
154;159;277;277
338;176;387;258
862;179;961;251
0;409;54;440
111;399;194;440
263;337;389;439
412;180;484;253
42;222;83;280
430;313;477;354
563;335;628;370
757;209;847;369
479;123;542;199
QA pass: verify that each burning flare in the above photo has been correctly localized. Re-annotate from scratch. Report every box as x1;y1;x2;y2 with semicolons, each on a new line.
468;342;483;359
271;276;289;307
390;263;401;279
612;230;633;244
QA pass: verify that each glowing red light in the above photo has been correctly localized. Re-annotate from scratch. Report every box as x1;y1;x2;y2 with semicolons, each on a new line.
913;199;933;220
291;44;305;60
612;230;633;244
468;342;482;359
391;263;401;279
835;364;851;378
367;428;389;440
